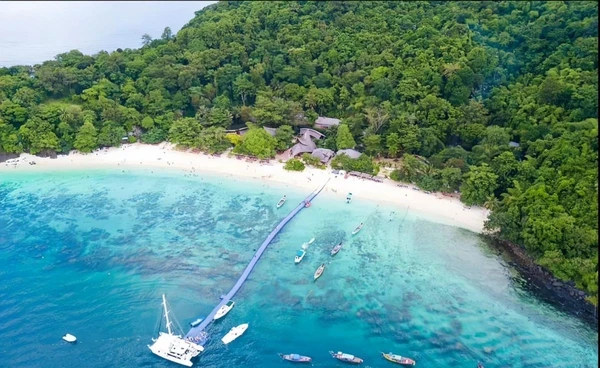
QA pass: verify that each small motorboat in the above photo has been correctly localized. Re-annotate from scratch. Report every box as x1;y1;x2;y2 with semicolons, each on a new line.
213;300;235;320
330;351;363;364
314;263;325;281
295;249;306;264
381;352;416;366
277;195;287;208
351;223;363;235
301;237;315;249
346;192;353;203
62;334;77;343
279;353;312;363
330;242;343;256
477;363;484;368
189;317;204;327
221;323;248;344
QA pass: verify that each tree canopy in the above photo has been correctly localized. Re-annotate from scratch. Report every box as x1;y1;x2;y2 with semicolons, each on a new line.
0;1;596;303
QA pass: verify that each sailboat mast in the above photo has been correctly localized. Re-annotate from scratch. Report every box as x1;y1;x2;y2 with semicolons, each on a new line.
162;294;173;335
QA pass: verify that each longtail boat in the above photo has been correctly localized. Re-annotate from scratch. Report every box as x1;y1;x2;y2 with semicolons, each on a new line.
330;351;363;364
278;353;312;363
314;263;325;281
381;352;416;366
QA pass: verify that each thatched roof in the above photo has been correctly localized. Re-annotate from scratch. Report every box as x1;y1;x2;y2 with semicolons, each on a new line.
290;141;316;157
314;116;340;127
263;127;277;137
311;148;335;163
300;128;324;140
336;149;362;159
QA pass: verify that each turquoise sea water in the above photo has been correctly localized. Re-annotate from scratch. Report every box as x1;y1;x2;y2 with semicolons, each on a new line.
0;168;597;368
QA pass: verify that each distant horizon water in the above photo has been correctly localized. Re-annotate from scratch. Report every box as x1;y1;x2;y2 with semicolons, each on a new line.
0;1;216;67
0;168;597;368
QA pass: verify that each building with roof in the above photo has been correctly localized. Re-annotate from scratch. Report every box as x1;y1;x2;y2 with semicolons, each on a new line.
263;127;277;137
311;148;335;163
314;116;341;129
336;149;362;159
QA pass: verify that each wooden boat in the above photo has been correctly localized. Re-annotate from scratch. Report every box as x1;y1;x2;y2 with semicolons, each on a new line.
330;242;343;256
213;300;235;320
221;323;248;344
189;317;203;327
351;223;364;235
278;353;312;363
314;263;325;281
330;351;363;364
277;195;287;208
381;352;416;366
295;249;306;264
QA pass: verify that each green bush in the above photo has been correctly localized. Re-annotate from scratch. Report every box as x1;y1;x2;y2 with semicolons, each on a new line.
128;136;137;143
301;153;325;169
284;158;305;171
331;153;376;175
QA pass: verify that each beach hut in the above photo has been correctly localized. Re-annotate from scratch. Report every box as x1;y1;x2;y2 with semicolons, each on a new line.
336;149;362;159
299;128;325;140
311;148;335;163
263;127;277;137
314;116;341;130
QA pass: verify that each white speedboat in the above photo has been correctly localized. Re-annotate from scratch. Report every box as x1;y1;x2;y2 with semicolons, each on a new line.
295;249;306;264
277;195;287;208
221;323;248;344
148;295;204;367
214;300;235;320
62;333;77;343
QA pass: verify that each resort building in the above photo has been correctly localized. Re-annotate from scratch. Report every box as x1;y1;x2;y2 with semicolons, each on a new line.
336;148;362;159
311;148;335;163
314;116;340;130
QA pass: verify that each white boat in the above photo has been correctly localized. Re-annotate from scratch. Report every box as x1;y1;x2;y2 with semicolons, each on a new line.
352;223;364;235
277;195;287;208
189;318;203;327
62;333;77;343
214;300;235;320
221;323;248;344
301;237;315;250
295;249;306;264
148;294;204;367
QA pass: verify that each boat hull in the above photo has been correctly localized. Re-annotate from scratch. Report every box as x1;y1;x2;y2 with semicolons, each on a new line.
280;353;312;363
330;351;363;364
314;264;325;280
330;243;342;256
382;353;416;366
213;301;234;320
221;324;248;344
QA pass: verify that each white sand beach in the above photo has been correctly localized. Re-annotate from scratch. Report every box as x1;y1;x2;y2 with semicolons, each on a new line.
0;143;489;233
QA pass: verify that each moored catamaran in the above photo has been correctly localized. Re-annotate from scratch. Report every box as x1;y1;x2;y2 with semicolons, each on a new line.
148;294;205;367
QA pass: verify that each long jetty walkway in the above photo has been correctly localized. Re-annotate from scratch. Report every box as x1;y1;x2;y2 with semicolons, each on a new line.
185;179;329;340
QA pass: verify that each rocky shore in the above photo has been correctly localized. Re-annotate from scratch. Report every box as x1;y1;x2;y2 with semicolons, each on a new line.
485;235;597;327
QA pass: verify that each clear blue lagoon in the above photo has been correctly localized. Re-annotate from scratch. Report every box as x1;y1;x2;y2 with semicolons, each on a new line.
0;169;597;367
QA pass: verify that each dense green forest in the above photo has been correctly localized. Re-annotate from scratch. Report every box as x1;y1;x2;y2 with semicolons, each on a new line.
0;1;597;303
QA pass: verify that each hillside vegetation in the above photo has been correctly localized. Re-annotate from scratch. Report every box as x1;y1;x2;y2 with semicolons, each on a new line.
0;1;597;303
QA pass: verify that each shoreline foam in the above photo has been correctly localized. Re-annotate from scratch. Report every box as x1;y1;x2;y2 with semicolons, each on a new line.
0;143;489;233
